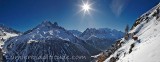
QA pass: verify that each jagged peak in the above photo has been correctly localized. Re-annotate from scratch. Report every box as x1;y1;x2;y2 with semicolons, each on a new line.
85;28;112;32
53;22;58;26
85;28;96;31
40;21;53;26
37;21;60;28
81;28;112;36
41;21;58;26
23;21;64;35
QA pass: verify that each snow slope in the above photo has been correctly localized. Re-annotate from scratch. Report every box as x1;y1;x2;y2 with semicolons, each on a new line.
0;24;20;48
104;3;160;62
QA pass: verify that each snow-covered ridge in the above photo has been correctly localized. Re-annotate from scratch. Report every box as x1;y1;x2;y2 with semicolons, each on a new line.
0;24;20;48
102;2;160;62
80;28;124;40
0;24;20;34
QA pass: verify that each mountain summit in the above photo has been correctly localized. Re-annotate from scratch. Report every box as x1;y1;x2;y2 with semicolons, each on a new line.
38;21;59;28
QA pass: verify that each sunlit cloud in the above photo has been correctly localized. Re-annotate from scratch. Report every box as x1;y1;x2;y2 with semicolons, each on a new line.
110;0;130;17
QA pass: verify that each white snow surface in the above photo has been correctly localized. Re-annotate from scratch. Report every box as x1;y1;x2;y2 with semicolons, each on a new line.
0;32;18;48
105;3;160;62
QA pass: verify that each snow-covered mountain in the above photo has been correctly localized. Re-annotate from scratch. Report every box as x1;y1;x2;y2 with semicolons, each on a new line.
99;3;160;62
0;24;20;48
3;21;101;62
80;28;124;50
80;28;123;40
68;30;82;37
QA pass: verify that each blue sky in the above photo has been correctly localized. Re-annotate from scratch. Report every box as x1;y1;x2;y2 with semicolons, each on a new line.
0;0;159;32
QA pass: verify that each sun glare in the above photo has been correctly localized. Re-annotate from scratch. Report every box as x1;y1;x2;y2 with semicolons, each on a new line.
82;3;91;12
80;0;93;15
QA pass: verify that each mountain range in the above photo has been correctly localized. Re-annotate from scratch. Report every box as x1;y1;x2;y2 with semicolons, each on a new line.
1;21;123;62
80;28;124;50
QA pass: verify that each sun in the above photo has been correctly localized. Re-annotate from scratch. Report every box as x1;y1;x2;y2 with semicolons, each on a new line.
82;3;91;12
80;0;93;15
